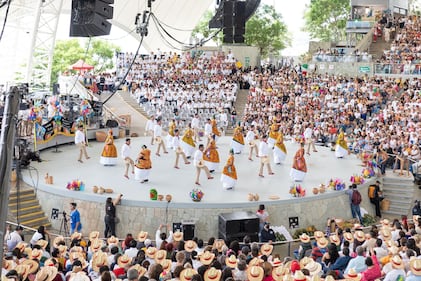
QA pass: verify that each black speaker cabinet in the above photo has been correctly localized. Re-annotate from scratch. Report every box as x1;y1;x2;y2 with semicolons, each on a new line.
70;0;114;37
182;223;195;241
218;211;259;242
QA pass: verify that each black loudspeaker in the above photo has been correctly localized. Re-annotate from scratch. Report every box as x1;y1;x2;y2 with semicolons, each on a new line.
234;1;246;43
53;83;60;95
218;212;259;242
70;0;114;37
105;119;118;128
223;0;235;43
182;224;195;241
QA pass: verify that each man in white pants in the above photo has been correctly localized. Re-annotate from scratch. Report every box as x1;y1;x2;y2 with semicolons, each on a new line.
75;125;90;163
303;123;318;155
246;125;259;161
145;115;155;145
258;135;274;177
154;119;168;156
191;114;201;142
121;138;134;179
194;144;213;186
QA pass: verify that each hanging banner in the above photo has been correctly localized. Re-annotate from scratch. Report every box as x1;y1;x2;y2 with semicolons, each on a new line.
34;117;75;144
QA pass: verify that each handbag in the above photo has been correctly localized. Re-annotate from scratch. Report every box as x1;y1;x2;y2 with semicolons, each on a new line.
114;217;120;224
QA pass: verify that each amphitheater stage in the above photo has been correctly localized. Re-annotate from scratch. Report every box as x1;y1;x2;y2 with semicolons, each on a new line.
21;136;375;240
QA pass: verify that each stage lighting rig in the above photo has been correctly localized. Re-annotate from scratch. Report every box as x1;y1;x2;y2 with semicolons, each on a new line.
135;10;149;36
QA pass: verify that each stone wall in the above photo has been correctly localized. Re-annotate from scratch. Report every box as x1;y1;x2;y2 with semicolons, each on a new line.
36;182;374;240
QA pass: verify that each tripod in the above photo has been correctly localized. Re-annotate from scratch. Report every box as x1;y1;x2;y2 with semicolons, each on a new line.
59;212;70;240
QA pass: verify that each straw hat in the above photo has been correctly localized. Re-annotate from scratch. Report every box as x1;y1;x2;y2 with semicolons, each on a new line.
293;270;307;281
225;255;237;268
310;275;320;281
173;231;183;242
145;247;158;259
92;251;108;272
137;231;148;242
271;258;282;268
304;260;321;276
31;248;43;260
316;237;328;248
69;272;90;281
247;266;264;281
70;232;82;241
343;232;354;243
44;258;55;267
283;274;294;281
260;243;273;256
180;268;198;281
160;259;172;272
313;231;324;240
346;268;362;281
53;236;65;248
380;228;392;241
35;265;57;281
3;260;13;271
381;219;391;227
354;230;365;242
107;236;119;245
129;264;147;277
249;257;264;267
155;250;167;263
89;231;100;242
16;242;27;253
15;264;30;281
90;239;102;253
329;234;340;246
204;267;222;281
391;255;404;269
117;254;132;269
199;251;215;265
324;275;335;281
272;266;290;281
213;239;226;253
70;246;83;253
21;259;39;274
299;257;312;268
36;239;48;249
300;233;310;243
409;257;421;276
184;240;197;253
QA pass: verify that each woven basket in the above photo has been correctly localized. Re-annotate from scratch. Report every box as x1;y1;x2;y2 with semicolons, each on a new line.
381;199;390;211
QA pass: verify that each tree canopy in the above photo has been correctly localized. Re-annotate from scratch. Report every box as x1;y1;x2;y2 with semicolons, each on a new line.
51;39;120;85
303;0;350;42
192;4;290;58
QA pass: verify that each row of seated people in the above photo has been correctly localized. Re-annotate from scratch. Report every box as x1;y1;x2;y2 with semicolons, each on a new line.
3;215;421;281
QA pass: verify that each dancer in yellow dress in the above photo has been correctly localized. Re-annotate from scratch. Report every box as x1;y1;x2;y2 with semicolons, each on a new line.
180;123;196;158
211;117;221;142
230;124;245;154
203;135;220;173
267;121;279;148
100;130;118;166
220;149;237;190
135;145;152;183
273;131;287;165
290;142;307;182
166;119;176;150
335;129;349;158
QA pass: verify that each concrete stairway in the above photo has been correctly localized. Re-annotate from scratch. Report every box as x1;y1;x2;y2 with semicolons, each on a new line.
369;35;392;61
8;188;51;229
225;89;249;136
113;91;150;118
380;171;416;217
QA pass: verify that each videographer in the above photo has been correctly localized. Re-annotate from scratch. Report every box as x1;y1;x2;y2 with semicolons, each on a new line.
260;222;276;243
104;194;123;238
69;202;82;234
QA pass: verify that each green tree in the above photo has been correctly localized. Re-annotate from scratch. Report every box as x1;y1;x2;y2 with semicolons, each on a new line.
245;4;290;58
51;39;120;86
191;10;223;45
303;0;350;42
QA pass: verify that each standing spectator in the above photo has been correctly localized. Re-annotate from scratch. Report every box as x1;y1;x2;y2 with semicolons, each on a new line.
6;225;23;251
74;125;90;163
345;184;363;223
104;194;123;238
260;222;276;243
370;181;382;218
256;204;269;233
69;203;82;234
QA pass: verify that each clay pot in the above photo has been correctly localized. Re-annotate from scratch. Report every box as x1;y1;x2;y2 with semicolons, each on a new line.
44;173;49;184
158;194;164;201
254;194;259;201
48;176;53;184
247;193;254;201
105;188;113;193
165;194;172;202
312;187;319;195
98;187;105;194
92;186;99;193
319;187;326;194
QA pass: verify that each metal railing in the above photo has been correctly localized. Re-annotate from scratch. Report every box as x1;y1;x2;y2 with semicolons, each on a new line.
312;54;372;63
374;63;421;75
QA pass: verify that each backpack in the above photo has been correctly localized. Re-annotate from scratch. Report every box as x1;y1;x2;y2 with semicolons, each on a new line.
368;185;376;199
352;190;362;205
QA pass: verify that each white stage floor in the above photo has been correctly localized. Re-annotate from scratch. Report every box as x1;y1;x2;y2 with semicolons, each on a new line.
23;137;364;208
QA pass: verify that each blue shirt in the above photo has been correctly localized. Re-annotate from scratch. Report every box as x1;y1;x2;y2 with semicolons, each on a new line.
345;255;367;274
70;209;82;231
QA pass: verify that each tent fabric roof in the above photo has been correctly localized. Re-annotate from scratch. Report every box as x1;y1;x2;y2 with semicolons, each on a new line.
70;59;94;70
111;0;214;52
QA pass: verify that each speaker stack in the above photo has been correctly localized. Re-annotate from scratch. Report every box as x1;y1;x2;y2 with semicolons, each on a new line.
70;0;114;37
218;211;259;243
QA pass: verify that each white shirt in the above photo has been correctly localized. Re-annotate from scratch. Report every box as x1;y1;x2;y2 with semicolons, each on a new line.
204;123;212;136
30;232;43;246
194;149;204;166
246;130;255;143
303;127;313;139
146;119;155;131
154;124;162;137
74;129;85;144
172;136;181;150
121;143;132;159
259;141;270;157
191;117;200;129
7;231;22;251
124;247;139;259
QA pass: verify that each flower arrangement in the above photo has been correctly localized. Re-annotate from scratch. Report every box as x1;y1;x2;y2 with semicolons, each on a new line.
289;184;306;197
362;168;375;178
350;175;365;185
328;178;345;191
66;180;85;191
190;188;204;202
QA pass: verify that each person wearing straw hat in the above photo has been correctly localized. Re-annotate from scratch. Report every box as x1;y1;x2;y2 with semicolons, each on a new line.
179;268;198;281
407;257;421;281
383;255;405;281
204;267;222;281
297;233;313;260
247;265;264;281
345;268;362;281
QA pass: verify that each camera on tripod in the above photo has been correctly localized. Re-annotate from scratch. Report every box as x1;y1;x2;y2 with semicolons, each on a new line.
62;211;68;221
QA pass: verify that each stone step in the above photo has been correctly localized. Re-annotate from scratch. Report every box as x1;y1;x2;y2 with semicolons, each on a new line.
10;205;43;216
382;209;408;216
9;189;34;197
18;216;51;229
9;198;39;209
382;187;415;195
8;192;36;203
16;210;45;221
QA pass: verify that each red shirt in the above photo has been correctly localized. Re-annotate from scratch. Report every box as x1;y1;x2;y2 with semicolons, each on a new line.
361;255;382;281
